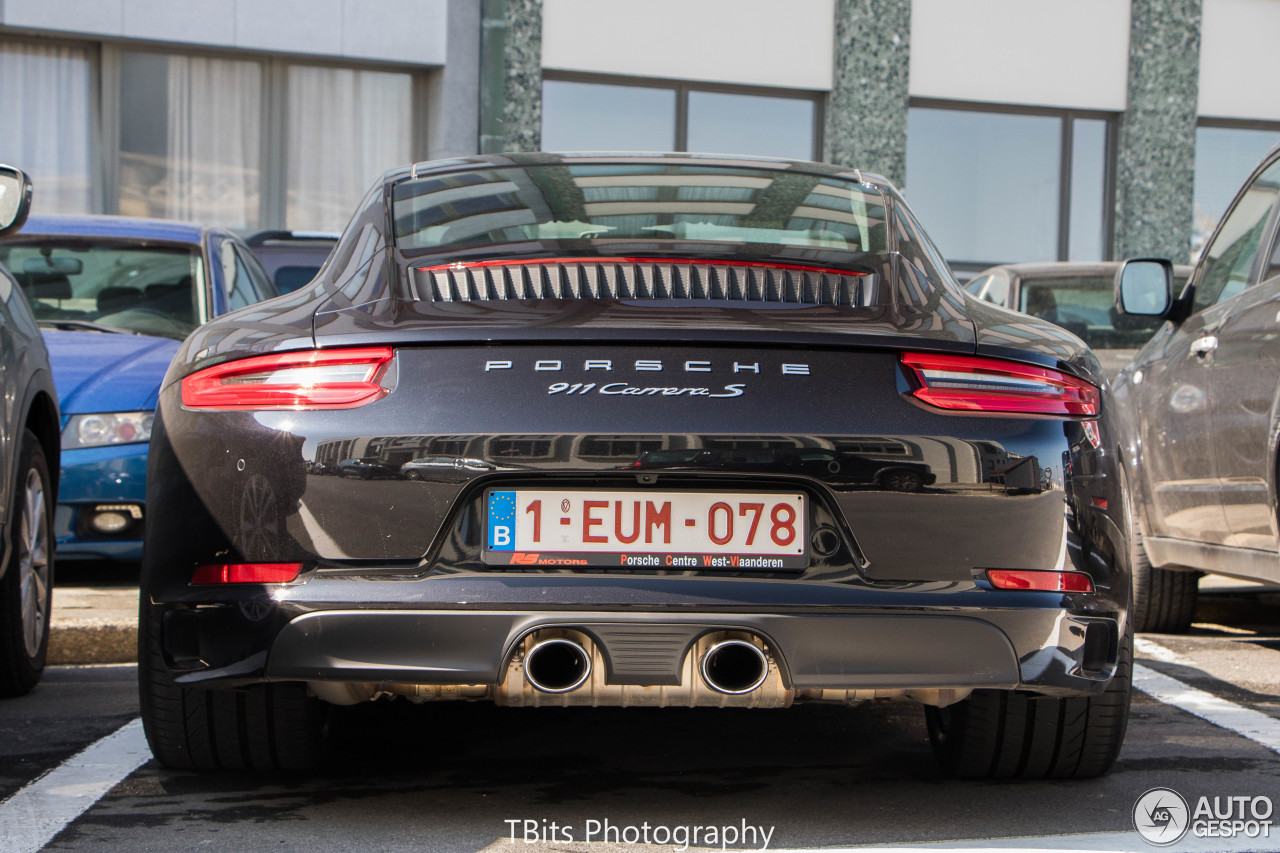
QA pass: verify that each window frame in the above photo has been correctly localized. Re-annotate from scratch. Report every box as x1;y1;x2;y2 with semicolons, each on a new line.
541;70;825;162
1192;117;1280;257
907;98;1118;273
98;42;430;228
1188;151;1280;313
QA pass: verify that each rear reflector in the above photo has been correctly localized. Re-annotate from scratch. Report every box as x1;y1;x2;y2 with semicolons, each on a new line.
987;569;1094;593
181;347;393;410
901;352;1099;417
191;563;302;585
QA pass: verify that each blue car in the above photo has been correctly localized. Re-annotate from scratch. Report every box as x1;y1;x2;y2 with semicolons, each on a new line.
0;215;278;562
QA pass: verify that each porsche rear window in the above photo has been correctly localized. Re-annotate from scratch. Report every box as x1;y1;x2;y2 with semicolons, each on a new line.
391;164;889;258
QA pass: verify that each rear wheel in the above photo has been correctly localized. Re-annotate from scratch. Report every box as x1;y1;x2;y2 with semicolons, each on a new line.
925;621;1132;779
138;605;326;770
0;430;54;697
879;469;923;492
1130;522;1199;633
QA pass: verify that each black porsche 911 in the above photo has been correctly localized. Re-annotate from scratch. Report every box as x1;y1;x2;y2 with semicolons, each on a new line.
140;153;1133;778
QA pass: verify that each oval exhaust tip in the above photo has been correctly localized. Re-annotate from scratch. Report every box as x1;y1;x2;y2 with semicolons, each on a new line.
701;640;769;695
524;638;592;693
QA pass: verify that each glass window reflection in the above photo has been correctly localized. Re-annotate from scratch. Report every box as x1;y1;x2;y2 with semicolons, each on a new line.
1069;119;1107;262
1193;125;1280;255
686;91;815;160
542;81;676;152
906;108;1061;264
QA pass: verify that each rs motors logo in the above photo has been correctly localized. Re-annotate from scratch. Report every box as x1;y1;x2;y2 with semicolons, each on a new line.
510;553;540;565
1133;788;1189;846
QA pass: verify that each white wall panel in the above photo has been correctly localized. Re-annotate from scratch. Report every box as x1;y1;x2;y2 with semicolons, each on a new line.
1199;0;1280;120
234;0;344;56
123;0;236;47
543;0;834;90
1;0;447;66
342;0;446;67
3;0;124;35
909;0;1130;110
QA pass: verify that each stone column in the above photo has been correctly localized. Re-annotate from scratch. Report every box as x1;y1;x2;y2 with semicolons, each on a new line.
479;0;542;154
1113;0;1202;262
824;0;911;187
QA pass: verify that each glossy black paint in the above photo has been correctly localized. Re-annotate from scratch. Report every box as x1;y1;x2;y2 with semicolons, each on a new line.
144;153;1129;702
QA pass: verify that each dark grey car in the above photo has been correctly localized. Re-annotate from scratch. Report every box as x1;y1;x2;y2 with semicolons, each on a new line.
0;166;61;696
1114;143;1280;632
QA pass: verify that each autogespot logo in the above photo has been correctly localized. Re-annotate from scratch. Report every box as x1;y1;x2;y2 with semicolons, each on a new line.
1133;787;1190;846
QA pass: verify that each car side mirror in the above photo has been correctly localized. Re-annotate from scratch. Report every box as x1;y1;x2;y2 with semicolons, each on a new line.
0;165;33;237
1115;258;1173;319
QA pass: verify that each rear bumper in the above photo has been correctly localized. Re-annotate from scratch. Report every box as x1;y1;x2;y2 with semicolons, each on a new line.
158;574;1122;698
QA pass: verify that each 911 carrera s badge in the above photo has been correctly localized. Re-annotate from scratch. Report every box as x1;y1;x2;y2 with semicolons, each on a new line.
485;358;809;399
549;382;744;397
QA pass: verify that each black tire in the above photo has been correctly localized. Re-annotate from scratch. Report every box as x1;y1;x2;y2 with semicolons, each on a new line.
1130;520;1199;633
925;620;1132;779
0;430;54;697
138;605;326;770
879;469;924;492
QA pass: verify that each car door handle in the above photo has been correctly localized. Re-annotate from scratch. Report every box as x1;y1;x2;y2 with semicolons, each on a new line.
1190;335;1218;357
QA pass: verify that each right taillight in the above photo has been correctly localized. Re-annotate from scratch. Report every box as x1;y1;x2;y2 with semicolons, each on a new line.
901;352;1099;417
987;569;1094;593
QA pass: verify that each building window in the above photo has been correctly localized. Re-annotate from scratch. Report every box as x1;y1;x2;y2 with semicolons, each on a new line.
1;40;420;232
118;52;264;228
0;41;95;215
284;65;414;232
542;80;676;151
116;49;416;232
1193;121;1280;256
542;74;821;161
904;101;1115;270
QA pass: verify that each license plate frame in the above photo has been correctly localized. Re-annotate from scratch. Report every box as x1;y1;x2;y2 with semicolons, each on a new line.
482;488;808;570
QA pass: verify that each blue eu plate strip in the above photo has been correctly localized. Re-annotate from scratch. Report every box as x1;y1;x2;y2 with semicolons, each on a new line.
487;490;516;551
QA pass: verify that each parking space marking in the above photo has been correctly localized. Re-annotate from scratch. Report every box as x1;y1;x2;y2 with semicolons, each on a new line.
773;829;1280;850
0;717;148;853
296;500;350;558
1135;638;1280;756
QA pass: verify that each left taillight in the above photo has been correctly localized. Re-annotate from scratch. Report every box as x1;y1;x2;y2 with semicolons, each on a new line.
181;347;394;410
900;352;1099;417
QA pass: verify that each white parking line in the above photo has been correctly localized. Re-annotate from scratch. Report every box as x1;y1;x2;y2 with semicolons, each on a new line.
3;643;1279;853
1134;638;1280;756
772;829;1280;851
0;717;149;853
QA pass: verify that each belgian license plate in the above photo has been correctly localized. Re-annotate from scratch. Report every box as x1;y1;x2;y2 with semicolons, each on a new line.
483;489;807;569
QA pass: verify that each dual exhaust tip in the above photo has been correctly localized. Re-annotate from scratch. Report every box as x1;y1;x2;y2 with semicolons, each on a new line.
522;635;769;695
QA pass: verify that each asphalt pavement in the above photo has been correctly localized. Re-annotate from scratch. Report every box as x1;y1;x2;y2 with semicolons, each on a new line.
3;571;1277;852
48;562;137;665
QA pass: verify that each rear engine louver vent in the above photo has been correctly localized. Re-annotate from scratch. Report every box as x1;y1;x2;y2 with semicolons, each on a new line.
416;259;872;307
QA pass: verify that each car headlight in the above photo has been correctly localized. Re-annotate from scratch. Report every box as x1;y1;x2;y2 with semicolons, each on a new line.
62;412;154;449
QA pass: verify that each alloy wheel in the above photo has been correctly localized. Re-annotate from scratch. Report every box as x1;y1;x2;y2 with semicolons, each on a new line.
18;467;50;658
